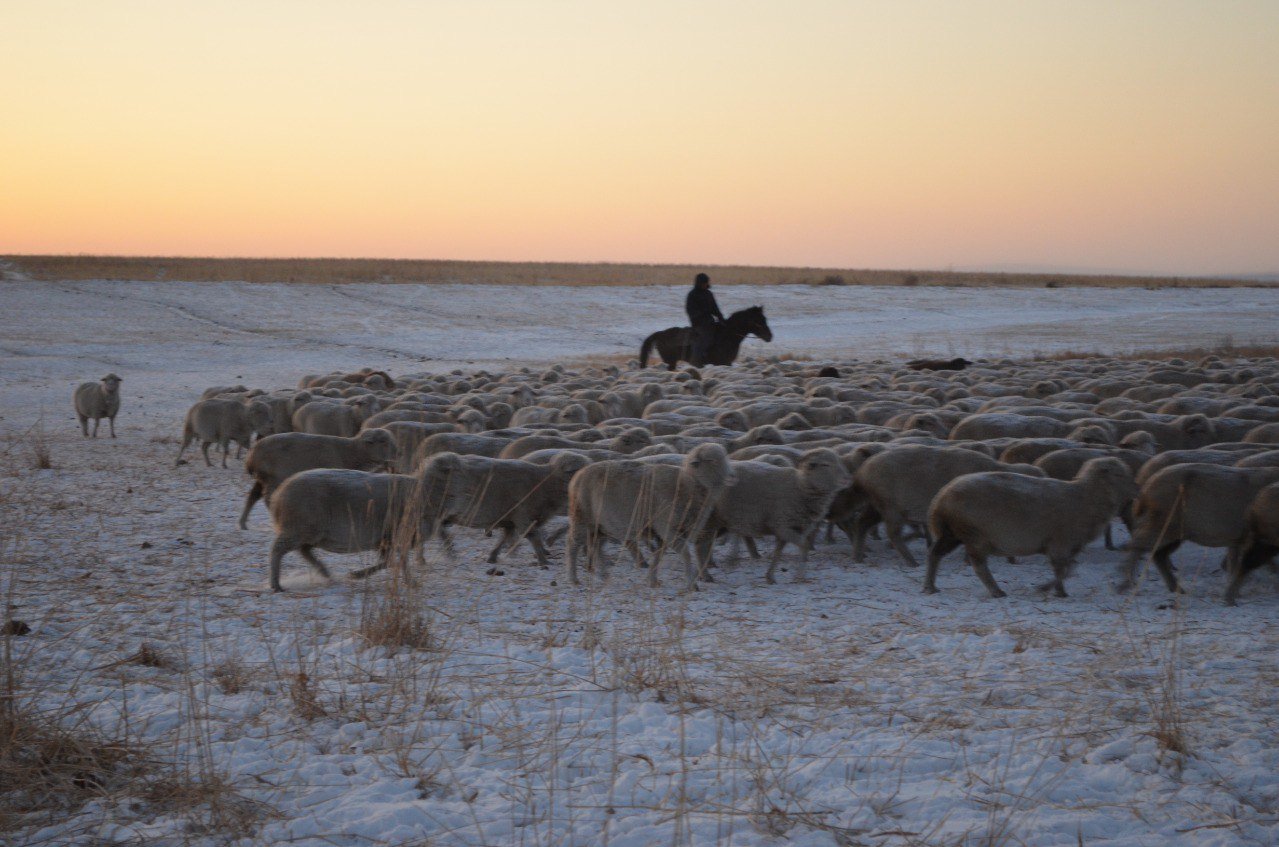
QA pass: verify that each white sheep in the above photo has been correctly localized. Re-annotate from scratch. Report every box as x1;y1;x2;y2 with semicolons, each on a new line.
73;373;122;438
377;421;460;473
175;398;253;468
1119;463;1279;595
419;451;591;566
239;429;399;528
292;395;380;437
851;445;1044;567
925;457;1137;598
696;448;851;584
267;468;429;591
565;443;736;590
1224;481;1279;605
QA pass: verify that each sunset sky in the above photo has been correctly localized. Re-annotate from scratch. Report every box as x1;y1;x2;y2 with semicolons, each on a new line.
3;1;1277;275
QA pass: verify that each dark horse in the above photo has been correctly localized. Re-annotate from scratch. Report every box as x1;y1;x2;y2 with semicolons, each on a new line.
639;306;773;370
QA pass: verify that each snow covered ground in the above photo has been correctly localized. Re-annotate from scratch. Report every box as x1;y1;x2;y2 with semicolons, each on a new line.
2;279;1279;846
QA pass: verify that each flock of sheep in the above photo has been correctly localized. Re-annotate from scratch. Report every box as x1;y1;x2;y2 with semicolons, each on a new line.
74;353;1279;603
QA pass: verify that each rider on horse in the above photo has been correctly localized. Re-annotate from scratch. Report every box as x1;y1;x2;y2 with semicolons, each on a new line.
685;272;723;367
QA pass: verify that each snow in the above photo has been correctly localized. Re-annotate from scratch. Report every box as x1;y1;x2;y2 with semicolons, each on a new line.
2;278;1278;845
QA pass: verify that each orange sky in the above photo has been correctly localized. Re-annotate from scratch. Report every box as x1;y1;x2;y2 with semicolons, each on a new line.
3;1;1277;274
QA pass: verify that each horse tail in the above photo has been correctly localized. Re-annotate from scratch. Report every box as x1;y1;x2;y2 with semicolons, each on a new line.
639;332;658;369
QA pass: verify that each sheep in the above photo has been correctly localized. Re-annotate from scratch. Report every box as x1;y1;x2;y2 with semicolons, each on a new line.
1235;450;1279;469
419;451;591;566
1243;422;1279;444
175;398;253;468
851;446;1045;568
998;438;1093;466
520;447;626;464
565;443;736;590
1034;446;1151;480
201;384;248;400
1224;481;1279;605
1081;413;1217;452
238;429;398;528
696;448;851;584
73;373;122;438
378;421;460;473
1135;448;1267;486
292;400;370;437
1119;463;1279;595
499;434;581;460
266;468;429;592
246;394;297;438
925;457;1137;598
360;408;453;430
949;413;1074;442
413;432;513;467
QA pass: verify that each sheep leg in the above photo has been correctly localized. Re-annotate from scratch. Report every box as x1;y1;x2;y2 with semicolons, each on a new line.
1103;522;1116;551
1115;544;1148;593
646;542;667;587
923;532;962;594
298;545;334;582
239;481;263;530
1043;556;1071;598
108;415;116;438
851;507;881;563
968;551;1007;599
566;527;584;586
793;538;811;583
883;514;920;568
1224;540;1278;606
78;414;88;437
349;559;387;580
743;536;761;560
764;540;787;585
719;534;741;564
626;541;650;570
219;437;230;468
1151;543;1183;593
486;526;516;563
678;544;700;592
91;417;100;438
526;528;552;568
435;524;459;559
199;440;213;467
834;517;859;550
544;522;569;546
174;431;193;466
693;531;717;574
268;536;295;592
593;536;614;583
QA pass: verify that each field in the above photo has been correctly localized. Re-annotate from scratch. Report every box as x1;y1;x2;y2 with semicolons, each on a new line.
3;277;1279;846
5;254;1276;289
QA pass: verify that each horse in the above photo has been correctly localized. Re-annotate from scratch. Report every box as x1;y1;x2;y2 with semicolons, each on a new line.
639;306;773;370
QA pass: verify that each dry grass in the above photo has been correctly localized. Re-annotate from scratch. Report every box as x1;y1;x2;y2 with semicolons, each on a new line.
6;254;1272;289
1034;340;1279;363
0;697;142;831
28;423;52;471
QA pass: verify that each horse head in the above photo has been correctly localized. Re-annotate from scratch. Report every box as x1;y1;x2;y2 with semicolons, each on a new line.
729;305;773;342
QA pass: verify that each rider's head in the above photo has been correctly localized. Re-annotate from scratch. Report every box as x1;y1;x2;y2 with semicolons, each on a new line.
694;272;710;288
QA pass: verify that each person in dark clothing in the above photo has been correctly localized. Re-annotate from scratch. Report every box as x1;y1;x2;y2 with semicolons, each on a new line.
685;272;723;366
